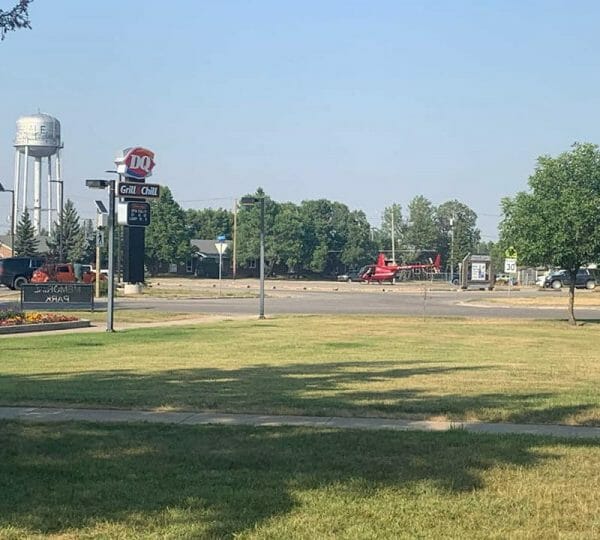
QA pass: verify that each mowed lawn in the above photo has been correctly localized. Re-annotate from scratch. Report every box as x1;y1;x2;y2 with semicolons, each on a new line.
2;422;600;538
2;315;600;425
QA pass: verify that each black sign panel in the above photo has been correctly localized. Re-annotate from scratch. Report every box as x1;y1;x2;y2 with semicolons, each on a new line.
21;284;94;311
123;226;145;283
118;182;160;199
126;201;151;227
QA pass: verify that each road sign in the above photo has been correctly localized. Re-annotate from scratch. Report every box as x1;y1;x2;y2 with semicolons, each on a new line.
118;181;160;199
504;258;517;273
505;246;518;259
215;241;228;255
117;201;151;227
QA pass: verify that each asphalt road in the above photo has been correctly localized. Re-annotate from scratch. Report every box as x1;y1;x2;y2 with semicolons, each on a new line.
3;283;599;320
116;288;600;320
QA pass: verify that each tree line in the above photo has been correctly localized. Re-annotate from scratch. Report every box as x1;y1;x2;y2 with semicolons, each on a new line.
11;187;485;278
168;188;485;277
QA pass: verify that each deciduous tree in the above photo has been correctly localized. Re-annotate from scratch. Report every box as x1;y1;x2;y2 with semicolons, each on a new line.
500;143;600;324
186;207;233;240
381;203;404;260
145;187;191;275
436;200;480;271
1;0;33;40
404;196;437;256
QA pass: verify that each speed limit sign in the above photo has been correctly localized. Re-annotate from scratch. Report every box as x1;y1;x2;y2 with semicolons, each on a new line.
504;258;517;273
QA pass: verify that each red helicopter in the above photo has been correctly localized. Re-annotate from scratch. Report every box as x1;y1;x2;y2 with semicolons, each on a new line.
358;253;442;283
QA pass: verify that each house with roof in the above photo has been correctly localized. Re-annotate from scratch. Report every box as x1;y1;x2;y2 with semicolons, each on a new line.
0;234;50;259
0;235;12;258
190;239;232;278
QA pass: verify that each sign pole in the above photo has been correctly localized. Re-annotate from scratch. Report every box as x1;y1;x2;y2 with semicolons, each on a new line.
95;229;101;298
215;237;227;298
107;179;116;332
218;250;223;297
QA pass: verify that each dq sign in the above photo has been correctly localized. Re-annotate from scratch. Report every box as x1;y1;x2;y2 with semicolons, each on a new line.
115;147;156;180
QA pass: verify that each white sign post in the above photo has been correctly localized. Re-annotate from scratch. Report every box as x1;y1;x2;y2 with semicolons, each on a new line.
504;258;517;274
215;240;228;297
504;257;517;294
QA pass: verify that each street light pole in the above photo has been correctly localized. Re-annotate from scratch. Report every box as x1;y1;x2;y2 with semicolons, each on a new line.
450;216;455;285
86;178;116;332
107;179;115;332
240;196;266;320
0;183;15;255
259;197;265;319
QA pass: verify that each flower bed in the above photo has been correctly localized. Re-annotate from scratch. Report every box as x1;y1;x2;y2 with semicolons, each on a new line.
0;308;78;327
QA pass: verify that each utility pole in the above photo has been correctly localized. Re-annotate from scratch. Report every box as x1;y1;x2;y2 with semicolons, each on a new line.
232;198;237;279
391;207;395;264
0;183;15;254
450;216;455;284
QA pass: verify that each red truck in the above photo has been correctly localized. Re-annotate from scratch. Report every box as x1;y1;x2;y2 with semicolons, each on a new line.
31;263;103;284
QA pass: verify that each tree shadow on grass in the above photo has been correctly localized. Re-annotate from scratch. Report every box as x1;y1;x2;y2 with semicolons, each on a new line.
2;421;597;537
0;359;596;425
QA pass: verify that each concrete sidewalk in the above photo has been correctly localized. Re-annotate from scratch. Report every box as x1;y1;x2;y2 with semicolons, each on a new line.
2;406;600;439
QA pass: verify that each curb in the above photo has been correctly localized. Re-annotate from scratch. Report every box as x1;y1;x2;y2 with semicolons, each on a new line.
0;319;92;335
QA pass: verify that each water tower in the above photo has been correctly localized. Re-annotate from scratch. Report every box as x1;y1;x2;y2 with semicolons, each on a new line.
13;113;63;235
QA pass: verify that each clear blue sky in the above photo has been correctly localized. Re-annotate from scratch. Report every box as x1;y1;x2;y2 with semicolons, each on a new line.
2;0;600;240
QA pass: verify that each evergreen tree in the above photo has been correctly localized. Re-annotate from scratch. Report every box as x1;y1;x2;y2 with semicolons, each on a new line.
14;208;38;256
48;199;86;262
145;187;191;275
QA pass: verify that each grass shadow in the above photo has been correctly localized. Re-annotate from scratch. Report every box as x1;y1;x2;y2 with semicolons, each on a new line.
0;359;594;425
2;421;595;537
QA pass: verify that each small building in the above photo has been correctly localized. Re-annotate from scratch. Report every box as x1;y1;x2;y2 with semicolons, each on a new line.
0;235;13;258
190;239;232;278
0;235;50;259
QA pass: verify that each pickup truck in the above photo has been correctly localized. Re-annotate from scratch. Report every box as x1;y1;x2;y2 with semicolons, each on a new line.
31;263;104;284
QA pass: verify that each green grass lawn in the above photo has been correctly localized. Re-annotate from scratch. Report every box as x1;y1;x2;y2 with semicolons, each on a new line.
2;315;600;425
2;421;600;538
68;309;208;324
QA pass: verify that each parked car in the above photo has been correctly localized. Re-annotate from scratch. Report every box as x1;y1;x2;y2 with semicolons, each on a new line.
31;263;104;284
535;273;548;288
542;268;597;290
0;256;45;289
336;267;367;282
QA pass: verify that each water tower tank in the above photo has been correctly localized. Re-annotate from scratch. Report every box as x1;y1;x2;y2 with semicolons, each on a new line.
14;113;61;157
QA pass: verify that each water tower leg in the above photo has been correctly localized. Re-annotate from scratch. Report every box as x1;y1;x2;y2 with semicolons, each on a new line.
47;156;53;231
13;150;20;235
33;157;42;234
22;146;29;214
55;149;62;225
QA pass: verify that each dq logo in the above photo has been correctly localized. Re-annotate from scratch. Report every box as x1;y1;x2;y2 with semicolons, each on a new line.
116;147;156;180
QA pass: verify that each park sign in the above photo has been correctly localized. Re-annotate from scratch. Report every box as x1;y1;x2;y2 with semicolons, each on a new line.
21;283;94;310
115;147;156;180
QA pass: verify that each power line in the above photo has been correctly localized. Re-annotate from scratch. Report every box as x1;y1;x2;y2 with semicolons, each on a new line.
180;197;236;204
